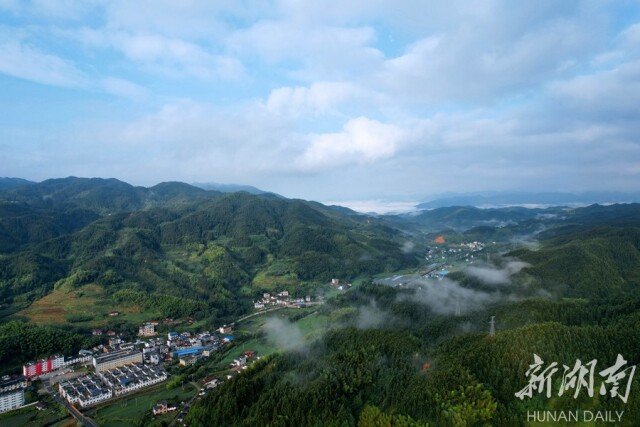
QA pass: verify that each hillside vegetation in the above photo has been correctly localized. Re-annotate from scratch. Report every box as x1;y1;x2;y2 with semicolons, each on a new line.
0;178;417;325
188;215;640;427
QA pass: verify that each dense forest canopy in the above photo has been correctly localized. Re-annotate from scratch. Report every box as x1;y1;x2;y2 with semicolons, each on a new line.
1;178;640;426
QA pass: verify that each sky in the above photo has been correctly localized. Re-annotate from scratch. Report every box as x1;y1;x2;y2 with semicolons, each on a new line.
1;1;639;205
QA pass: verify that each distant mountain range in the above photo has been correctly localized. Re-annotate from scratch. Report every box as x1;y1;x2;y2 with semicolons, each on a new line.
0;177;34;190
416;191;640;209
191;182;273;195
3;177;640;212
0;177;274;197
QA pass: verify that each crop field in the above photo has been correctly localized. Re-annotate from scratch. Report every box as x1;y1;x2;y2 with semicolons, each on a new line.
251;270;299;289
16;283;159;327
92;382;197;427
293;311;330;339
17;284;104;325
0;404;68;427
217;338;278;368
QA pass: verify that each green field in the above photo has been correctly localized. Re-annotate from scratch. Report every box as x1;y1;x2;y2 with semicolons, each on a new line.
91;383;197;427
0;404;68;427
294;311;330;339
217;339;278;368
211;307;330;371
15;283;161;328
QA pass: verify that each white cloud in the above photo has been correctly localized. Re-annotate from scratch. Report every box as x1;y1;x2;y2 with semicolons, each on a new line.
265;81;363;116
323;200;418;214
228;20;383;81
100;77;149;100
103;0;243;40
75;29;246;81
297;117;406;170
465;261;530;286
376;14;599;102
1;1;639;200
0;39;85;87
549;60;640;114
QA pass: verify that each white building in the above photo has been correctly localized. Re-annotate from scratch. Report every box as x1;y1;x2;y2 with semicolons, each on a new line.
63;354;92;367
58;375;113;408
93;350;143;372
98;364;167;396
0;389;25;413
138;324;156;336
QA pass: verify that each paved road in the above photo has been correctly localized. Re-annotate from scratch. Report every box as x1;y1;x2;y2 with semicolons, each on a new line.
234;306;287;323
48;385;100;427
168;381;201;427
234;301;324;324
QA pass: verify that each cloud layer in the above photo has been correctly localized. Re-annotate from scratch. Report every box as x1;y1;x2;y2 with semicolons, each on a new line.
0;1;639;201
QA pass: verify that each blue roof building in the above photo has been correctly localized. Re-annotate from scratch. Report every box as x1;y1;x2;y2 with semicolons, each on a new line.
172;347;203;358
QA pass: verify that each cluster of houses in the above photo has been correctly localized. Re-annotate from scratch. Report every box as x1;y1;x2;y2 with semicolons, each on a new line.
56;325;236;409
1;350;96;413
170;328;230;366
58;347;168;407
57;360;167;407
58;374;113;407
0;321;237;414
425;240;486;264
98;364;167;396
230;351;257;370
254;291;315;309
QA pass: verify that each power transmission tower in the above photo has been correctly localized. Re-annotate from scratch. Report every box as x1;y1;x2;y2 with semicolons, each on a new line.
489;316;496;337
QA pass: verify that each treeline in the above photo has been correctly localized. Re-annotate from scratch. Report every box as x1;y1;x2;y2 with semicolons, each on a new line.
1;183;418;318
188;220;640;426
511;226;640;298
112;290;209;319
0;321;102;375
187;327;497;427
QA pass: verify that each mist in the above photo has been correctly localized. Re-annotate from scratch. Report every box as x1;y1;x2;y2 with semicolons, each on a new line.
263;317;305;351
393;258;533;315
464;261;530;286
355;301;389;329
400;278;503;315
401;241;416;254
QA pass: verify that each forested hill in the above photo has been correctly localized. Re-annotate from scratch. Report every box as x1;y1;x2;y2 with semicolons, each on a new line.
187;209;640;427
0;177;417;324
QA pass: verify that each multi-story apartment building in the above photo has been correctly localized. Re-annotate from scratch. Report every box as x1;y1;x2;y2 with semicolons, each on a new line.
93;350;143;372
23;355;64;378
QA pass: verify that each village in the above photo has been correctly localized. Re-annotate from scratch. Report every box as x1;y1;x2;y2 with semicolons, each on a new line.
0;289;326;425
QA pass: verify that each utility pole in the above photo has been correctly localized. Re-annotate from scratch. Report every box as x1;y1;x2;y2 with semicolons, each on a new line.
489;316;496;337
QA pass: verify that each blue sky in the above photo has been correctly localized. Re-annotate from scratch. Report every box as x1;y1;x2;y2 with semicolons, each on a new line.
1;0;639;205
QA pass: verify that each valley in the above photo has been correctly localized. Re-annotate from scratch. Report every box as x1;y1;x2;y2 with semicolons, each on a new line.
1;178;639;426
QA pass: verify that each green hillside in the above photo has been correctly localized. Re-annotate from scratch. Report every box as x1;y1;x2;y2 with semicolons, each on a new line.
511;226;640;297
187;208;640;427
3;179;640;426
0;179;418;326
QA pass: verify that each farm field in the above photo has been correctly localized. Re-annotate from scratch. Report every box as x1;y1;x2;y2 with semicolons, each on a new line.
0;404;68;427
15;284;158;327
91;382;197;427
